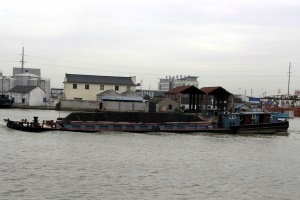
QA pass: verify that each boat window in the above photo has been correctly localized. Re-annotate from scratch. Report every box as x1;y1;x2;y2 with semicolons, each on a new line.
229;115;236;119
202;111;208;116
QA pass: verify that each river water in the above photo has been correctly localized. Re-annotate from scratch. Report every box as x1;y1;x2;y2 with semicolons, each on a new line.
0;108;300;200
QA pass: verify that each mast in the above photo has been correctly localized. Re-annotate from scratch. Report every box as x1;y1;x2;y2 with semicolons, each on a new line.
19;46;26;86
20;47;25;73
288;62;292;97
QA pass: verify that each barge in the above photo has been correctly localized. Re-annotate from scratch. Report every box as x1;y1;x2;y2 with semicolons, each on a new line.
5;111;289;134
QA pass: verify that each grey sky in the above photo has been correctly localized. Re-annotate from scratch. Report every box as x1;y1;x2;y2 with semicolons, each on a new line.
1;0;299;96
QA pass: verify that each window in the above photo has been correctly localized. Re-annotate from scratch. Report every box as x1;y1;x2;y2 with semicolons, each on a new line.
73;84;77;89
74;98;82;100
252;115;256;119
100;85;104;90
126;86;130;91
85;84;89;90
115;85;119;91
169;104;172;109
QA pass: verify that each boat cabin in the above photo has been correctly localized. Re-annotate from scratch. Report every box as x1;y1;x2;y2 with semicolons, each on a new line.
219;112;279;129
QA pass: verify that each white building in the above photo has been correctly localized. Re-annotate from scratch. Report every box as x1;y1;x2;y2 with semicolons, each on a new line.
1;68;51;101
8;86;47;106
14;72;51;100
13;67;41;76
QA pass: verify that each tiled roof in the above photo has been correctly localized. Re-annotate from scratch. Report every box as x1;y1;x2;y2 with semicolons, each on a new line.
149;97;168;103
9;86;40;93
200;86;220;94
65;74;135;85
97;89;121;97
165;86;205;94
165;86;191;94
200;86;232;95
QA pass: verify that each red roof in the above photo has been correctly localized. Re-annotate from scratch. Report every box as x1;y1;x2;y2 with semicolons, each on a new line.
200;86;232;95
200;86;220;93
165;86;205;94
165;86;190;94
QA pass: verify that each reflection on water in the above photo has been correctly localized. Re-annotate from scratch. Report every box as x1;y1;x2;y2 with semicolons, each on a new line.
1;109;300;199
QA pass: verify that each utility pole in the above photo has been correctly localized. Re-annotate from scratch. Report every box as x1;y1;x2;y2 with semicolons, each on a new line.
19;46;26;86
288;62;292;97
20;46;25;73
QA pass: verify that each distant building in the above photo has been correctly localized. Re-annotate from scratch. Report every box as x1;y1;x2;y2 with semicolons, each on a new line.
0;76;16;93
158;75;199;91
13;67;41;77
13;72;51;100
1;68;51;101
63;73;139;101
51;88;64;98
136;89;164;99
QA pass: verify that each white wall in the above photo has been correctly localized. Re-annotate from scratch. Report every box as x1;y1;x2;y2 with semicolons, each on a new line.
28;87;47;106
102;101;147;112
59;99;99;110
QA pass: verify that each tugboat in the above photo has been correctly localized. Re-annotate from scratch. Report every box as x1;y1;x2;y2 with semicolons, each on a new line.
5;111;289;134
6;116;59;132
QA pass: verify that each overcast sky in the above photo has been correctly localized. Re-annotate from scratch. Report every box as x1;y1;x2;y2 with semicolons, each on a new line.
1;0;299;96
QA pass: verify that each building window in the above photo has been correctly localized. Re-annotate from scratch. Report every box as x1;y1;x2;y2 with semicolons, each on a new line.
115;85;119;91
74;98;82;100
100;85;104;90
85;84;89;90
169;104;172;109
73;84;77;89
127;86;130;91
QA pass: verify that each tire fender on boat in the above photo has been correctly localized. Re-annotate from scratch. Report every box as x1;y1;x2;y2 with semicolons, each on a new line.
7;121;15;128
152;126;160;131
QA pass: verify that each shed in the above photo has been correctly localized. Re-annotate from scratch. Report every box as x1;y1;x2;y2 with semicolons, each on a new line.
97;90;146;112
148;98;180;113
200;86;233;111
165;86;205;112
